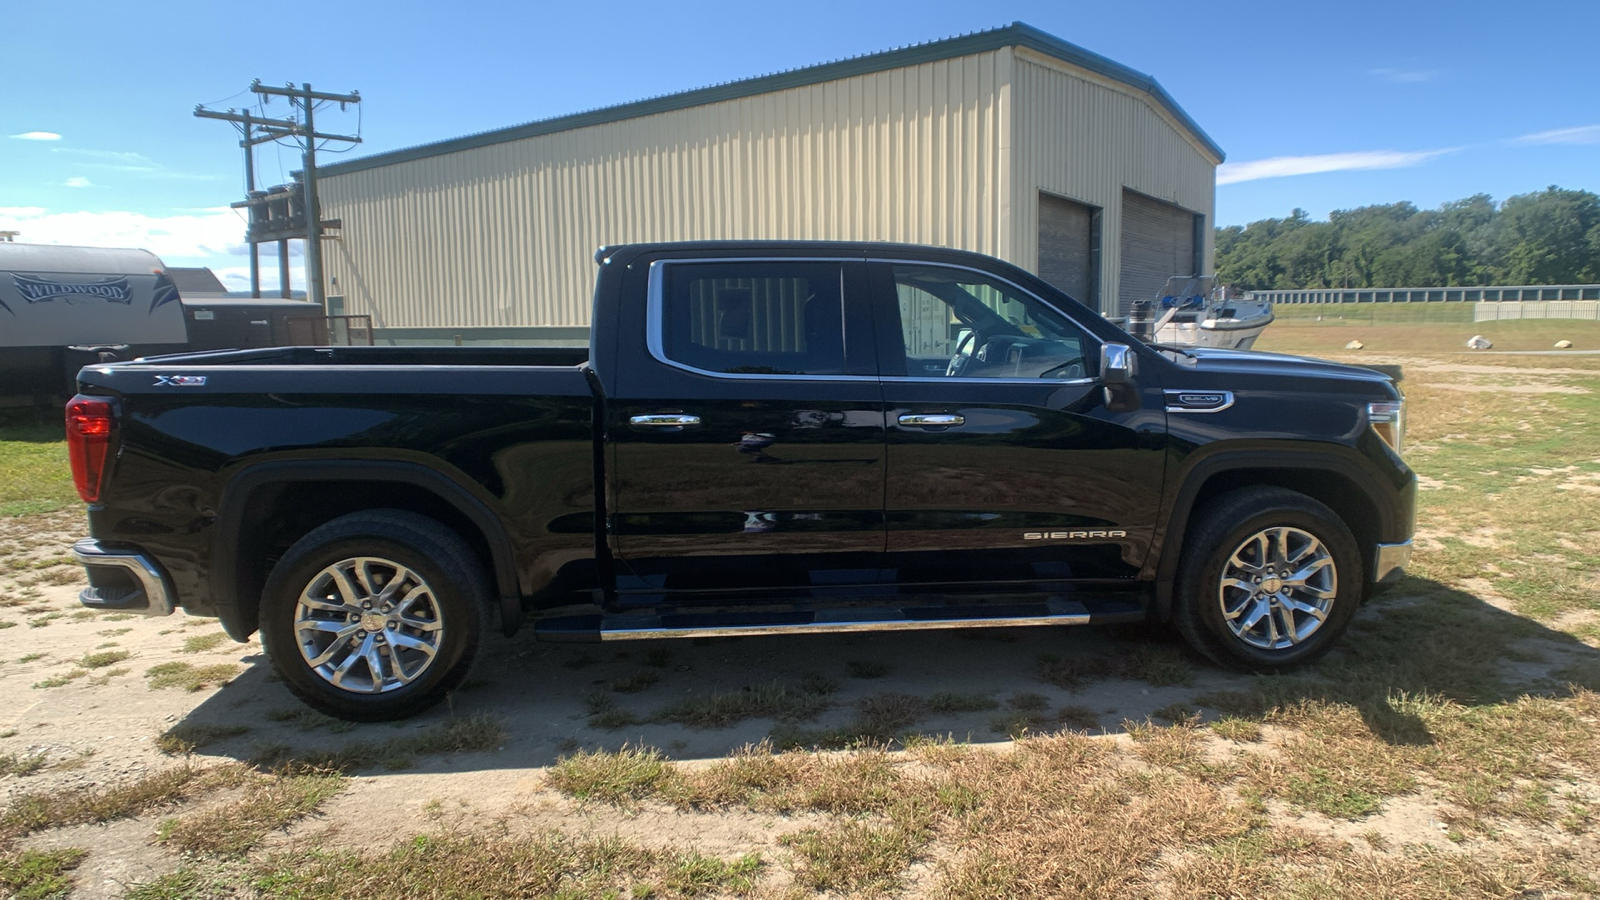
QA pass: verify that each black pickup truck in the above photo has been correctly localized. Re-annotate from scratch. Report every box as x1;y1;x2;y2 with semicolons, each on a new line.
65;242;1415;720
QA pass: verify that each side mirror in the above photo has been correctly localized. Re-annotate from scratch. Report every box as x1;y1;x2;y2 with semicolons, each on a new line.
1101;342;1136;385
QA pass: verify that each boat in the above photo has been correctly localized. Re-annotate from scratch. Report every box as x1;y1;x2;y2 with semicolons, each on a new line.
1121;275;1274;350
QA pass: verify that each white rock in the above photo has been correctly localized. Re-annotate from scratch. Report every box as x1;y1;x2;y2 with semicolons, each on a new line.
1466;334;1493;350
1344;339;1364;350
1554;340;1574;349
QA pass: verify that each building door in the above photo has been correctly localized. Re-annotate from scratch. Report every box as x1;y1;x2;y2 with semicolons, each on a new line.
1118;189;1199;316
870;261;1164;589
606;258;888;599
1037;192;1096;309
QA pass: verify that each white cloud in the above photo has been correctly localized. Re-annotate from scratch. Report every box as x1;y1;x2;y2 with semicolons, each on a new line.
1513;124;1600;146
53;148;154;164
212;264;305;291
64;176;93;188
1217;148;1457;185
10;131;62;141
0;206;250;262
1370;67;1439;84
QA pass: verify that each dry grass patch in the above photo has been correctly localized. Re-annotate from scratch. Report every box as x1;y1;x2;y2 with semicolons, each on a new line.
77;648;129;668
782;819;921;896
0;752;47;777
935;733;1258;898
0;764;248;840
652;678;834;729
250;713;505;773
179;631;231;653
0;847;88;900
145;661;240;692
158;770;346;856
545;745;674;805
235;833;762;900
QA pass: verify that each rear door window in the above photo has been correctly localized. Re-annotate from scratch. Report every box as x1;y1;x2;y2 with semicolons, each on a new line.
661;262;850;376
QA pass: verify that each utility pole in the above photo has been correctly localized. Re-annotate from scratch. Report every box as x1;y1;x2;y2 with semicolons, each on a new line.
196;83;359;310
249;82;360;312
193;108;294;297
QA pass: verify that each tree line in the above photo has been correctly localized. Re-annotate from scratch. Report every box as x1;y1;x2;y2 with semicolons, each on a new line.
1214;186;1600;290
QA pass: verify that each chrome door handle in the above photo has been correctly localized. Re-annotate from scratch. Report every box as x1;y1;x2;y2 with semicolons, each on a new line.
898;413;964;428
629;414;701;427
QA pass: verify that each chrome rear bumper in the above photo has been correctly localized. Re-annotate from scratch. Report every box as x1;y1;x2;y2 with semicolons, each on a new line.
72;539;175;616
1373;539;1413;584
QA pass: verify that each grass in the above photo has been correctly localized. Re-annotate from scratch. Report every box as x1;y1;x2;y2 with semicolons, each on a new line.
845;659;892;679
179;631;231;653
0;424;74;518
0;848;88;900
1034;645;1193;689
145;661;240;692
134;834;764;900
156;723;252;755
158;771;346;856
1257;303;1600;354
0;765;245;840
249;713;506;772
545;745;673;805
5;339;1600;898
0;752;48;777
651;678;834;729
78;648;130;668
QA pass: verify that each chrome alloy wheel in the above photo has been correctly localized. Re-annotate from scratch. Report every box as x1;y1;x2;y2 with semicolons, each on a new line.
1217;526;1337;650
294;556;444;693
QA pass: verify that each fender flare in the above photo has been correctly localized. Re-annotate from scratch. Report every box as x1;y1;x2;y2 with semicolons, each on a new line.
1148;447;1401;620
211;460;523;638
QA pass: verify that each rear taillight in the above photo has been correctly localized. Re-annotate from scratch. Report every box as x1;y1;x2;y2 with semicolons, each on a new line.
65;396;114;503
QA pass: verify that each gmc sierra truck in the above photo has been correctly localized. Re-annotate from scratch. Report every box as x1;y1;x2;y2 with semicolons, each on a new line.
64;242;1415;720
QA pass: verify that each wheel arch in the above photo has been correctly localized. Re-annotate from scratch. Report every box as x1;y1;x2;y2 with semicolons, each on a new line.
1150;449;1392;622
211;460;522;640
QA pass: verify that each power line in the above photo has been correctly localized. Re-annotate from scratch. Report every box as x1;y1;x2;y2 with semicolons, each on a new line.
195;82;361;309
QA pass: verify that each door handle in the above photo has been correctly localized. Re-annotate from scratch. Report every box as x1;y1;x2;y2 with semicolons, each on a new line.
898;413;964;429
629;414;702;428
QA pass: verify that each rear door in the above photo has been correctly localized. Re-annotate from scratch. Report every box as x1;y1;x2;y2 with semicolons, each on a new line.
606;255;886;599
871;260;1165;589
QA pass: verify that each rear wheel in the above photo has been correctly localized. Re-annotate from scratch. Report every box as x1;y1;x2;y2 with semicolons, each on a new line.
259;510;489;721
1174;487;1362;672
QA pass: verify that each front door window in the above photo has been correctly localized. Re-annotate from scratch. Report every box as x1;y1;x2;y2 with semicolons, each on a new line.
891;265;1094;380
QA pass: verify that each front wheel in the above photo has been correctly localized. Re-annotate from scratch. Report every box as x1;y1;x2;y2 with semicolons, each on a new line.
1173;487;1362;672
259;510;489;721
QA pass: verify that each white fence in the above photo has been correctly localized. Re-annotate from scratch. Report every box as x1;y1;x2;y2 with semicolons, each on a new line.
1474;301;1600;322
1248;285;1600;304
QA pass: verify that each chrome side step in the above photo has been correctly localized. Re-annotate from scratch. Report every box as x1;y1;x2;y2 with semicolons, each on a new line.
534;598;1097;642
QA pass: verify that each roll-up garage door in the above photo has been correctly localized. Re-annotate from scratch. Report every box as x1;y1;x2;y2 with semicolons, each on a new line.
1118;189;1198;316
1037;193;1095;308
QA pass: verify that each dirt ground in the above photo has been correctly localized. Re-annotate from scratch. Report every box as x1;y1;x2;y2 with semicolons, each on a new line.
2;347;1598;898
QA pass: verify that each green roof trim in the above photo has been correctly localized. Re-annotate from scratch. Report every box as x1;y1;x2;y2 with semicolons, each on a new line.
320;21;1222;178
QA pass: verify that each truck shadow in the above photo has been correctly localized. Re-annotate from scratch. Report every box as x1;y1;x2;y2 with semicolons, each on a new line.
174;576;1600;772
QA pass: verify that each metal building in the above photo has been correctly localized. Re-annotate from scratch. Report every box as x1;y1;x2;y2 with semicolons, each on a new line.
318;22;1222;344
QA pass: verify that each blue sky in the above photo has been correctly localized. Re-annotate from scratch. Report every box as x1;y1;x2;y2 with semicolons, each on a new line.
4;0;1596;289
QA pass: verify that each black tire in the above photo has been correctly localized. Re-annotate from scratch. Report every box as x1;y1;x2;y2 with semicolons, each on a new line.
259;510;490;721
1173;487;1363;672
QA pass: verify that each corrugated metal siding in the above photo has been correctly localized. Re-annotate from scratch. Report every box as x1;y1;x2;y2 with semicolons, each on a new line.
320;51;1012;330
1010;50;1216;313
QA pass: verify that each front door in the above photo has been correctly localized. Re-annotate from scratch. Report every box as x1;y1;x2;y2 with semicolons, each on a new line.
607;257;886;600
870;262;1165;589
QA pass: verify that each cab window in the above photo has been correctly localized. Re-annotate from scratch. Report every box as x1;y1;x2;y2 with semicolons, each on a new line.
889;264;1094;380
662;262;846;376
